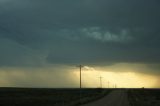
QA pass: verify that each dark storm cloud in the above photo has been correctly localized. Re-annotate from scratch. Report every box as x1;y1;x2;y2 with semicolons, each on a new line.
0;0;160;66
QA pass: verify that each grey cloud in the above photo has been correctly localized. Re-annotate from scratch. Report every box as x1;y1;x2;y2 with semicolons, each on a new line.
0;38;45;67
0;0;160;67
81;27;133;42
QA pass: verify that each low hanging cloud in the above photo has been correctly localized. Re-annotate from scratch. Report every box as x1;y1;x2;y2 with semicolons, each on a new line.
81;27;133;42
83;66;96;71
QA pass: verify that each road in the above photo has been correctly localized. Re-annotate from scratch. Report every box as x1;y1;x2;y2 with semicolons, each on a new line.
82;90;130;106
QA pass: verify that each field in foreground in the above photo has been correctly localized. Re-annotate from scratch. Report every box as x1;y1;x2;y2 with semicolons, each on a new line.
0;88;160;106
0;88;110;106
128;88;160;106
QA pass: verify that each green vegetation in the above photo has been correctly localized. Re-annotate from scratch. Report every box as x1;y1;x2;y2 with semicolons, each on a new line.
0;88;111;106
128;89;160;106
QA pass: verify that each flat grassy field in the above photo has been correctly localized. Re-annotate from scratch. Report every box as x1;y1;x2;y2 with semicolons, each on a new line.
128;88;160;106
0;88;111;106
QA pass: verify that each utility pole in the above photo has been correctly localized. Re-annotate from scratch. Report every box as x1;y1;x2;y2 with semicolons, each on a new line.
114;84;117;88
108;81;110;88
77;65;84;105
77;65;83;88
99;76;103;88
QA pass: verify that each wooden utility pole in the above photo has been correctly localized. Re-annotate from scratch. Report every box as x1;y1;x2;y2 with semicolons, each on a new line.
76;65;84;105
115;84;117;88
108;81;110;88
77;65;83;88
99;76;103;88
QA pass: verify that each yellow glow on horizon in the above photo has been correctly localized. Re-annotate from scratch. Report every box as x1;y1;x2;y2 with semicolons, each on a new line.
99;71;157;88
0;64;159;88
72;69;158;88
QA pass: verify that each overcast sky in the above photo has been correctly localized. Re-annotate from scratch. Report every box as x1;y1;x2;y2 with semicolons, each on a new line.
0;0;160;88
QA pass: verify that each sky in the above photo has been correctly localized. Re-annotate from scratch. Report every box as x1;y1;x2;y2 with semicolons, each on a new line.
0;0;160;88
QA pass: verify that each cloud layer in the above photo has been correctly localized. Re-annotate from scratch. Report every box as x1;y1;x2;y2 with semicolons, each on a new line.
0;0;160;67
